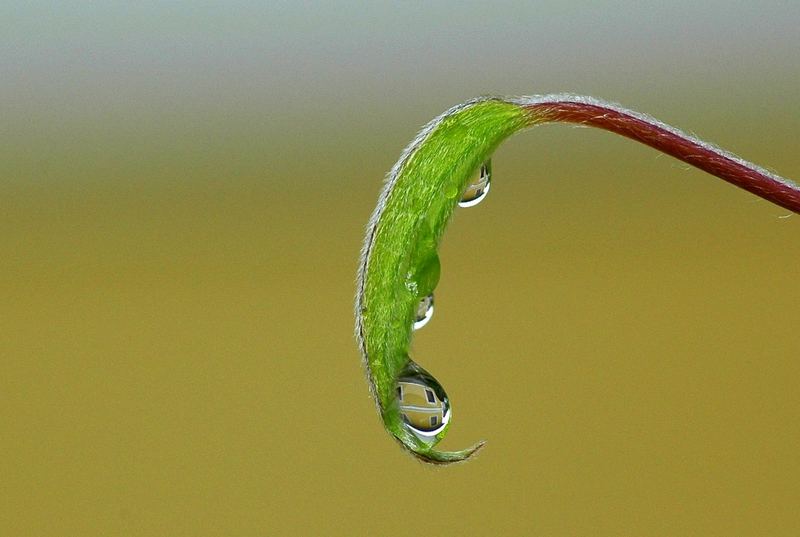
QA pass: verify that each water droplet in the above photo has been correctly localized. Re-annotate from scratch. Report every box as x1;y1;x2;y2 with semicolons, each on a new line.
458;160;491;208
396;361;451;446
404;277;419;296
413;294;434;330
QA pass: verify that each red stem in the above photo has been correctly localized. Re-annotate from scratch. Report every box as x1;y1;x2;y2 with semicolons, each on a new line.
524;100;800;214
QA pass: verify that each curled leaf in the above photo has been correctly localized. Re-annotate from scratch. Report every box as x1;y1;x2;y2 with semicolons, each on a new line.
356;94;799;465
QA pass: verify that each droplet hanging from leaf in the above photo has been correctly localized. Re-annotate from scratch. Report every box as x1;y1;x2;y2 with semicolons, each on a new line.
396;360;451;446
458;159;492;208
413;294;434;330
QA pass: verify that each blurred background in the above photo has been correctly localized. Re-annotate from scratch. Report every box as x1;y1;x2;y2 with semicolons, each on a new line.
2;1;799;535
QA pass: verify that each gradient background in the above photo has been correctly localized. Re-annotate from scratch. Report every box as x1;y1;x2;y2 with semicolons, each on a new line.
3;2;799;535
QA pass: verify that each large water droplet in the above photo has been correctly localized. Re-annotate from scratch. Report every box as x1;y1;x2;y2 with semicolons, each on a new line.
396;361;451;446
413;294;434;330
458;160;491;208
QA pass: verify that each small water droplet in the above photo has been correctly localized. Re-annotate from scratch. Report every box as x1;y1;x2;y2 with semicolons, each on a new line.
458;160;491;208
413;294;434;330
404;276;419;296
396;361;451;446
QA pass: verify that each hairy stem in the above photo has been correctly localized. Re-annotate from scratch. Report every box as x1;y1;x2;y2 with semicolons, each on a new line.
519;96;800;213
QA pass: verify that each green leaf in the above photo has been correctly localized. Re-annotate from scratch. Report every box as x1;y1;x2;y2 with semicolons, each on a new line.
355;97;531;464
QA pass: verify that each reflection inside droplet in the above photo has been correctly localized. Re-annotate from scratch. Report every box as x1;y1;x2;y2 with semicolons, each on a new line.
458;159;492;208
413;294;434;330
396;361;451;446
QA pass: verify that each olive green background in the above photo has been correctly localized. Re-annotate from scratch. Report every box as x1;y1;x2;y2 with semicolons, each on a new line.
2;2;799;535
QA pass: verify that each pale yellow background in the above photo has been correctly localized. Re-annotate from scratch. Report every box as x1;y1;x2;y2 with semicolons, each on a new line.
2;2;799;535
